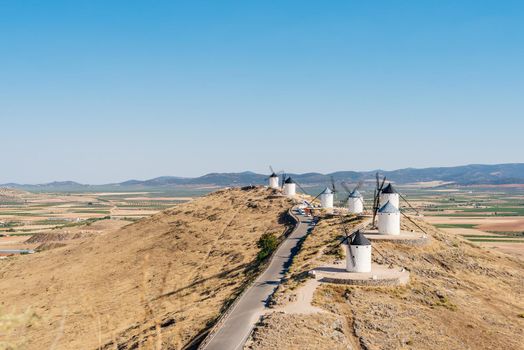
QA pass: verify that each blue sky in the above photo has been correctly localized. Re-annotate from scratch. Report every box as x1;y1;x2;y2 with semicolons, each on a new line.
1;1;523;184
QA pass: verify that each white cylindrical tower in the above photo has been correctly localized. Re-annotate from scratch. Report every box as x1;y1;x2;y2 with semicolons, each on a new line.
379;183;399;208
345;230;372;273
268;173;279;189
377;200;401;235
320;188;334;209
283;177;296;197
347;189;364;214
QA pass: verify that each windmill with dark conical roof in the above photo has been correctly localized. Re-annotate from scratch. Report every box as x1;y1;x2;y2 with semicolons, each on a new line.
342;230;372;273
268;166;281;189
341;181;364;214
283;176;296;197
379;183;399;208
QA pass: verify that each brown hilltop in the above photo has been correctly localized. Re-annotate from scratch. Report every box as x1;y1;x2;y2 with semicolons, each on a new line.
0;186;293;349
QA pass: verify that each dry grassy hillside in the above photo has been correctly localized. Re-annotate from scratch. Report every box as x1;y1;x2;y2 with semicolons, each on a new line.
0;187;293;350
250;215;524;350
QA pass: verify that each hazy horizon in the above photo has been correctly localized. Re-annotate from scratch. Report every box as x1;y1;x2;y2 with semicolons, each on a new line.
1;1;523;184
2;162;524;185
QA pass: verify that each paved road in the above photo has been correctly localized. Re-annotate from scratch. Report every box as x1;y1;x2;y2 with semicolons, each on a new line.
200;210;312;350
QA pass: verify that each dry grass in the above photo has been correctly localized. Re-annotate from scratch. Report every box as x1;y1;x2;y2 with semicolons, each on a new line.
271;214;363;306
0;187;293;349
251;215;524;350
246;312;352;350
0;308;39;350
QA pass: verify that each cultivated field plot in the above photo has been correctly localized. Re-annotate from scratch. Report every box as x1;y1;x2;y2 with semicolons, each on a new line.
397;185;524;260
0;187;208;252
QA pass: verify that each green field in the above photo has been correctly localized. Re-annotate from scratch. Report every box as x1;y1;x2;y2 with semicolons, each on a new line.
465;239;524;243
434;223;477;229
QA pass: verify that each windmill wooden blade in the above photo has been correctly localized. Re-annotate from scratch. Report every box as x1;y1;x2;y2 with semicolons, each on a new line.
335;225;359;247
398;192;421;215
309;192;322;204
372;188;379;226
341;181;352;193
379;176;387;191
354;180;364;192
330;176;337;193
269;165;275;174
294;180;310;196
334;232;351;247
400;209;428;235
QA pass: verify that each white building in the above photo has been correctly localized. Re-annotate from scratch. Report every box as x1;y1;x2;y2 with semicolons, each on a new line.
379;183;399;208
320;187;334;209
377;200;401;235
347;189;364;214
283;177;296;197
345;230;372;273
268;173;279;189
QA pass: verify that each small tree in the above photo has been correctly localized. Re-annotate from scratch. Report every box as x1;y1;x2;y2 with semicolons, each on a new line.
257;233;278;261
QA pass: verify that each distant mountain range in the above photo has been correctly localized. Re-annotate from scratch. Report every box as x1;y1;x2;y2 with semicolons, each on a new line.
3;163;524;192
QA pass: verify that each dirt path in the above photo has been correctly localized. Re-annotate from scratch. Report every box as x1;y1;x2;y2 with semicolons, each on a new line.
272;278;323;314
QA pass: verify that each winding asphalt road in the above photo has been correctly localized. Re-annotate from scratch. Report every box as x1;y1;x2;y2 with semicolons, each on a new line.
200;209;312;350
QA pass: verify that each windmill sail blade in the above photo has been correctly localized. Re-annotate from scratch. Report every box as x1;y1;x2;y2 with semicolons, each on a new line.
309;192;322;204
372;174;387;227
400;209;427;235
341;181;352;194
330;176;337;193
379;176;387;191
372;188;379;226
294;180;310;196
354;180;364;192
398;192;421;215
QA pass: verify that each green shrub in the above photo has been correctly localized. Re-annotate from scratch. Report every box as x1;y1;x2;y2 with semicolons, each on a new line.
257;233;278;261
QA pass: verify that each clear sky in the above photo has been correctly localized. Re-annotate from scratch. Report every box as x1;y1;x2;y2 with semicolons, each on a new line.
1;1;523;184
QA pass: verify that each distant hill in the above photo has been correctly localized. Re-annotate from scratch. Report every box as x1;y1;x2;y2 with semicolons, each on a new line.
3;163;524;191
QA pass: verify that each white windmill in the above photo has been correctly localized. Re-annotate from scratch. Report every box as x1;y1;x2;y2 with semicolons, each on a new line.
268;166;280;189
308;177;338;209
339;230;372;273
341;181;364;214
377;200;401;235
320;187;334;208
283;177;296;197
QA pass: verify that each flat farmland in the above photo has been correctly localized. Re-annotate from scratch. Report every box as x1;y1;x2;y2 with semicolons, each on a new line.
0;188;208;252
403;185;524;260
